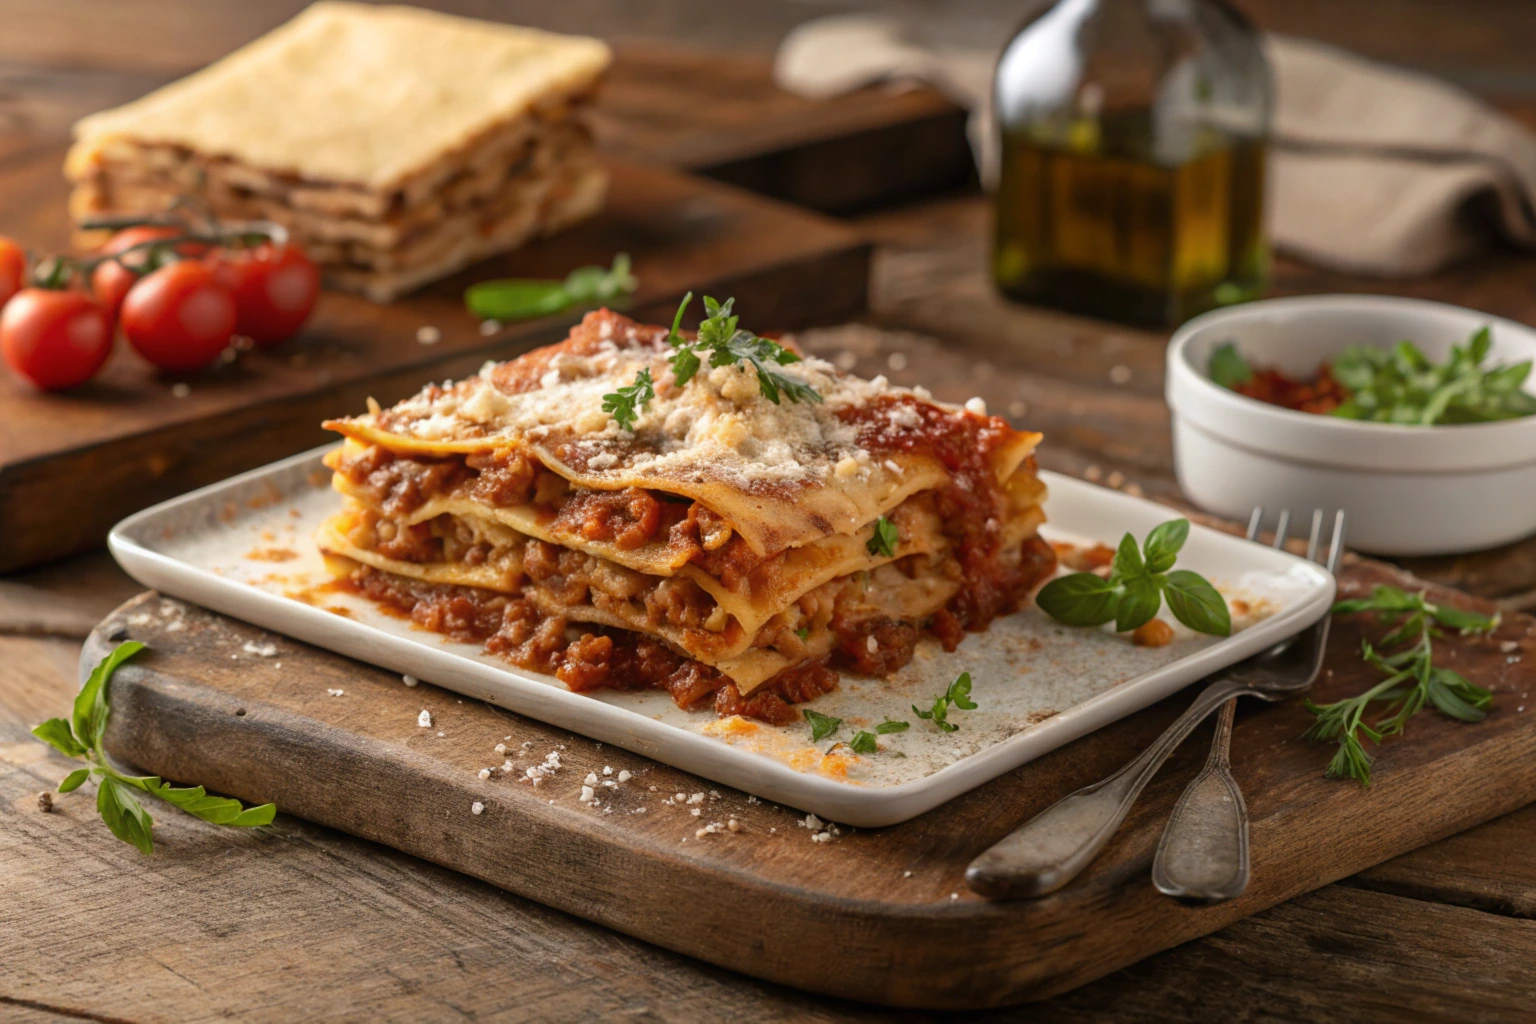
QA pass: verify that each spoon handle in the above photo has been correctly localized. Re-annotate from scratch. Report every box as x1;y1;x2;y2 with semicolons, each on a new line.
1152;697;1251;903
966;676;1248;899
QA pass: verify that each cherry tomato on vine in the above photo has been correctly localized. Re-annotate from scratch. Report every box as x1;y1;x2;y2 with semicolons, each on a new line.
211;244;320;346
90;226;192;320
0;237;26;310
120;261;237;372
0;289;113;390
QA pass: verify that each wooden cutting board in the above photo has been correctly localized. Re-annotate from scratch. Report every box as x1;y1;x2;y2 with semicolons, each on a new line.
87;559;1536;1009
0;153;869;572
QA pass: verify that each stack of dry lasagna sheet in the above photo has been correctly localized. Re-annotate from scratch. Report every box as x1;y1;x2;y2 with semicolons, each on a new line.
65;2;611;302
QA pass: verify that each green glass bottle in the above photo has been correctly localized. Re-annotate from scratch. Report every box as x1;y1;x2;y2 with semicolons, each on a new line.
992;0;1271;326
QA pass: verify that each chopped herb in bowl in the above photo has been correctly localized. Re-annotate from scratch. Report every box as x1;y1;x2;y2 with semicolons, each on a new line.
1209;327;1536;425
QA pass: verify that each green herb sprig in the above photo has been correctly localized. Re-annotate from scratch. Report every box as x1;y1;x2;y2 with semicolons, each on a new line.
1305;586;1497;786
600;367;654;431
802;709;909;754
601;292;821;429
1036;519;1231;637
465;253;637;322
912;672;976;733
1330;329;1536;424
867;516;899;558
31;642;276;853
1210;328;1536;425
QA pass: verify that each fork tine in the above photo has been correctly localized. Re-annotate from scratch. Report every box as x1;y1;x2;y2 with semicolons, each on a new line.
1246;507;1264;542
1326;510;1347;571
1271;509;1291;551
1305;509;1324;562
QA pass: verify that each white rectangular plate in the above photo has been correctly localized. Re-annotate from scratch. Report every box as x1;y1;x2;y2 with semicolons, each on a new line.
109;445;1334;826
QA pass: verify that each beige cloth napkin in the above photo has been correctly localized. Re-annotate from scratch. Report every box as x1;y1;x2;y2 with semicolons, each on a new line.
775;15;1536;276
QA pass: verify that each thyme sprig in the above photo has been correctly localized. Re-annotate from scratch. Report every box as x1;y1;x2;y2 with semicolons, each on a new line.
1305;586;1498;785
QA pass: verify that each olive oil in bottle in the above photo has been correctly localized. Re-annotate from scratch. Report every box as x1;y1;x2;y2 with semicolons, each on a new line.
992;0;1271;326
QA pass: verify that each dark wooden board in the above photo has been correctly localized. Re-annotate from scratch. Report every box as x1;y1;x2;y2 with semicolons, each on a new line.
86;557;1536;1010
0;152;870;572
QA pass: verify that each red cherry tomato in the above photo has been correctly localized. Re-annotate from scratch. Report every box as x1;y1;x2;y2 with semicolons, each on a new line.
0;289;113;390
120;261;237;372
90;226;188;320
211;244;320;347
0;237;25;309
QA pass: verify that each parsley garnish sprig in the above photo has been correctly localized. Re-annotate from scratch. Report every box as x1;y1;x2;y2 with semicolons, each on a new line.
601;292;821;430
1305;586;1497;786
31;641;276;853
867;516;898;558
912;672;977;733
1035;519;1231;637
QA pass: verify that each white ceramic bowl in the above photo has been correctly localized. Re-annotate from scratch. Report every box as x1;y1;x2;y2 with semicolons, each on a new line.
1167;295;1536;555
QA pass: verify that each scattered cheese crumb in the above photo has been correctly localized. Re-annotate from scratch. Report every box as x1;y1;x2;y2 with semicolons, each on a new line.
580;785;596;803
242;641;278;657
964;396;987;415
691;808;701;817
811;832;831;843
727;818;741;833
585;772;599;786
327;688;344;697
471;801;484;815
618;770;632;783
478;768;491;780
866;635;879;654
403;674;419;687
675;792;686;802
417;325;442;345
417;709;432;727
903;871;912;878
494;743;507;755
602;766;613;776
688;793;704;805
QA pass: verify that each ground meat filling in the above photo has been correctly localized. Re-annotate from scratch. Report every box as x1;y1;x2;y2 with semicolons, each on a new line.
345;566;821;724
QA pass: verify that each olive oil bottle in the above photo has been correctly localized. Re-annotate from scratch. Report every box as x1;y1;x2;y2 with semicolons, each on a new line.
992;0;1271;326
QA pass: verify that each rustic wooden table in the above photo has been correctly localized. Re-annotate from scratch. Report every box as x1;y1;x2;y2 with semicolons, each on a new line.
5;2;1536;1021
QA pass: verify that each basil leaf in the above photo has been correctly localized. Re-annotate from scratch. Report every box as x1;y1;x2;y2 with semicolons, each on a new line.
849;731;878;754
97;776;155;855
803;709;842;742
1208;342;1252;389
867;516;899;558
145;779;276;827
32;717;86;759
1115;576;1164;633
1142;518;1189;575
464;280;571;321
1163;570;1231;636
73;640;145;748
58;767;91;793
1035;572;1120;627
1109;532;1145;584
875;719;910;734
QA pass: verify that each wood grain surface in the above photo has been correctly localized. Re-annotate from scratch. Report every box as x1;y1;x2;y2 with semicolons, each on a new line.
0;155;869;573
81;550;1536;1009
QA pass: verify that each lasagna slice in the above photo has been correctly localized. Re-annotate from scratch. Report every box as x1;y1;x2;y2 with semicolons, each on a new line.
65;2;609;302
317;308;1055;724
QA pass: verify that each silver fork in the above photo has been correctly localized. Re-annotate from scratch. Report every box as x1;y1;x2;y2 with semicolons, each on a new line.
1150;508;1329;903
965;509;1347;900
